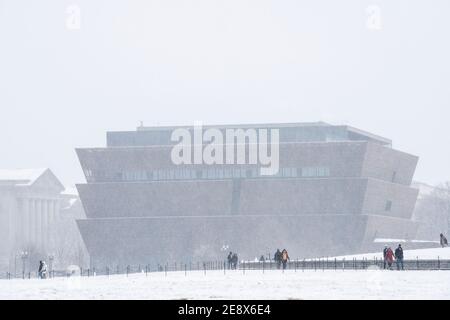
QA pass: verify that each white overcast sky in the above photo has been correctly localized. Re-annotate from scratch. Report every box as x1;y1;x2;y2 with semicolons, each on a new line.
0;0;449;186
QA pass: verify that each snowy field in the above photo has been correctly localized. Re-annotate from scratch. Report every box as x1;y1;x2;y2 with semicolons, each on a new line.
333;246;450;260
1;268;450;300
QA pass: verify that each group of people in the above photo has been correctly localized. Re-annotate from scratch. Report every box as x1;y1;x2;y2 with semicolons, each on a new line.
274;249;290;270
227;249;291;270
227;252;239;269
382;244;404;270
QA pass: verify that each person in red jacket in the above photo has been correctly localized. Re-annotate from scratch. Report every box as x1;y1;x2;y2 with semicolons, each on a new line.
385;247;395;270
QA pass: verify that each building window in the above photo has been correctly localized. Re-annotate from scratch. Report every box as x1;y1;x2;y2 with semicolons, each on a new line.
385;200;392;212
392;171;397;183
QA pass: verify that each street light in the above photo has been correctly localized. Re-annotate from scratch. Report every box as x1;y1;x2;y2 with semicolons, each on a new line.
48;254;54;278
20;251;28;279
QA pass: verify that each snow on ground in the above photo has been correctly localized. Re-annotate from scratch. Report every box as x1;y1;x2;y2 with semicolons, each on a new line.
373;238;439;244
332;246;450;260
1;269;450;300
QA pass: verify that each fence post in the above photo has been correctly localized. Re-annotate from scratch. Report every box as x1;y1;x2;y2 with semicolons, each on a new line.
438;256;440;270
343;258;345;271
87;269;90;277
416;257;419;270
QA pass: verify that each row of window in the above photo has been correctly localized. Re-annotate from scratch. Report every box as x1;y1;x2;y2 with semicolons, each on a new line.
122;167;331;181
85;166;331;182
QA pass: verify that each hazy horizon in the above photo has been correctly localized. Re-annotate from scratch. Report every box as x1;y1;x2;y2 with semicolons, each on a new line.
1;0;449;187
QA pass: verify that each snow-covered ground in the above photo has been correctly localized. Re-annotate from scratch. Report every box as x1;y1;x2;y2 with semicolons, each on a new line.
1;268;450;300
332;246;450;260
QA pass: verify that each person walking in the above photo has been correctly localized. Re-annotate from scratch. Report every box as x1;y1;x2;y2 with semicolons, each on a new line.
232;253;238;270
274;249;282;269
385;247;395;270
281;249;290;270
395;244;404;270
440;233;448;248
227;252;233;269
38;261;48;279
383;245;388;269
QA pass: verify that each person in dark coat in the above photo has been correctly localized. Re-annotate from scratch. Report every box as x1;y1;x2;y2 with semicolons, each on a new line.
232;253;238;270
38;260;47;279
227;252;233;269
281;249;290;270
394;244;404;270
382;245;389;269
383;245;388;269
274;249;282;269
440;233;448;248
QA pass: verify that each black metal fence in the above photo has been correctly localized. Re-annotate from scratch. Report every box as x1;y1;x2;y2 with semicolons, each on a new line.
243;257;450;271
2;257;450;280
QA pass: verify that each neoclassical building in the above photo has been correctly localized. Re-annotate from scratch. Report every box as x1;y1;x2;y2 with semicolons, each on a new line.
0;168;64;272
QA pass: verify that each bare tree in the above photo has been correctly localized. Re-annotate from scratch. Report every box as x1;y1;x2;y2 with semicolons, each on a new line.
433;182;450;236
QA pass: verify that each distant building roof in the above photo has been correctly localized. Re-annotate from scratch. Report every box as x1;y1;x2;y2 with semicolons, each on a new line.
108;122;392;147
62;186;79;196
0;168;64;190
412;181;448;199
0;168;48;185
136;121;331;131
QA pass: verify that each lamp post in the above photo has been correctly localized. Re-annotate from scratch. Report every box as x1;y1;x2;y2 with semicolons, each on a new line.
221;244;229;269
48;254;54;278
220;244;229;257
20;251;28;279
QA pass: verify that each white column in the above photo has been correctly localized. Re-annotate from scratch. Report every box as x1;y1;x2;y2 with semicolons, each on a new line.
36;199;42;249
22;199;30;245
29;199;35;245
42;200;48;250
46;200;52;249
54;200;61;224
